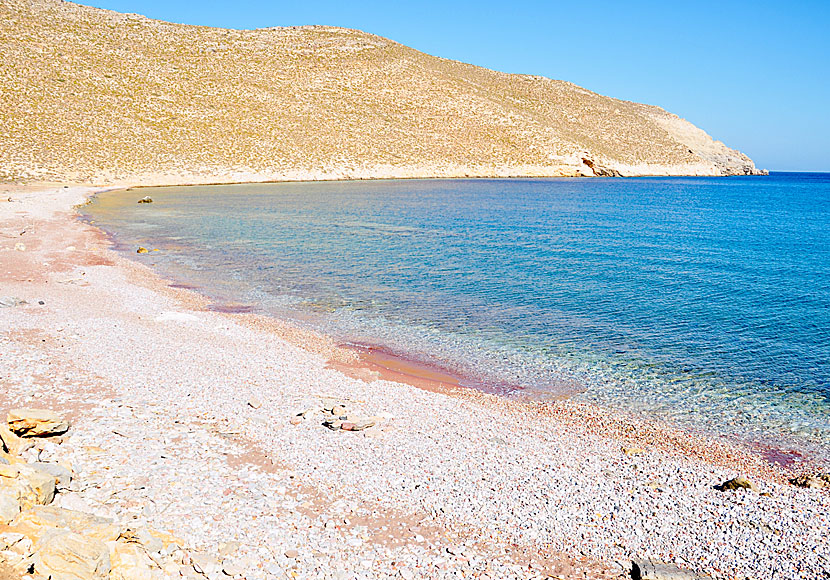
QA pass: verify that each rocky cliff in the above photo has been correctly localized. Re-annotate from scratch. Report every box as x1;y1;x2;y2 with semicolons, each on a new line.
0;0;765;184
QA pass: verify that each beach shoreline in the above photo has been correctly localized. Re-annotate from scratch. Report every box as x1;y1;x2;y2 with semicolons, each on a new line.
1;181;828;580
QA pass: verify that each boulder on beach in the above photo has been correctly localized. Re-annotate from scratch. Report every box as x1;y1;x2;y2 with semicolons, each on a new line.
789;473;829;489
716;475;759;493
7;408;70;438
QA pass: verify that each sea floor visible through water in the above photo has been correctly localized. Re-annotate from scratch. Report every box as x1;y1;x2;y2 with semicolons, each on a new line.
82;174;830;465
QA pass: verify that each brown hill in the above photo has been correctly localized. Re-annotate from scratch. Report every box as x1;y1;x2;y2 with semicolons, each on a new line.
0;0;764;184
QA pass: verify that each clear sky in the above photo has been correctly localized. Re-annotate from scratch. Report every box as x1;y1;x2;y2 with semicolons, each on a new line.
82;0;829;172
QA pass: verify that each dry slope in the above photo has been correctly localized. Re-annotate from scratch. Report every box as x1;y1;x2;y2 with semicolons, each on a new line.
0;0;764;184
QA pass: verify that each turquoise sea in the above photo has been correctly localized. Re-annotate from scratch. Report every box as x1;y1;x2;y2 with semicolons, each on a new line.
83;173;830;461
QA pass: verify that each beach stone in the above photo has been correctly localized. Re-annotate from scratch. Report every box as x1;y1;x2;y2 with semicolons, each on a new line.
7;408;70;437
623;447;646;457
1;465;56;510
191;552;219;576
30;462;73;490
247;398;262;409
137;196;154;203
109;540;163;580
0;424;35;456
35;531;111;580
632;559;697;580
290;416;304;425
218;541;240;557
284;549;299;558
16;465;57;506
0;463;18;478
717;475;759;493
0;491;21;523
790;473;828;489
353;418;376;431
118;527;163;553
0;531;34;574
222;559;244;577
137;246;149;253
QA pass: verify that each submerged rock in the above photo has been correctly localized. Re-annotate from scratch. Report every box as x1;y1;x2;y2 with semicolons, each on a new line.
7;408;70;437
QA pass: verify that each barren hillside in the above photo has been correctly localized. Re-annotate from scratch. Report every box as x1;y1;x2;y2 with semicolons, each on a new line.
0;0;763;184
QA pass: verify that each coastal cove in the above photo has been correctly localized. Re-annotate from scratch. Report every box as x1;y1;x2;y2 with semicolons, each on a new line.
83;174;830;464
1;181;829;580
3;0;829;577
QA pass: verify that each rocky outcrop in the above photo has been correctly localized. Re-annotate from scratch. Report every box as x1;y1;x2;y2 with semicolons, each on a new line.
0;0;764;183
0;408;219;580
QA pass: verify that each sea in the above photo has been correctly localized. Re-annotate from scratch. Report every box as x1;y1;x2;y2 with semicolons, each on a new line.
82;173;830;462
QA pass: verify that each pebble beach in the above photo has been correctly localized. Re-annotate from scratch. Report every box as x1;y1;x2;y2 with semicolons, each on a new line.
1;184;829;580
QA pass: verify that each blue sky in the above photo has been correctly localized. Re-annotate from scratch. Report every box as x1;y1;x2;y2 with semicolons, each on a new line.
83;0;829;171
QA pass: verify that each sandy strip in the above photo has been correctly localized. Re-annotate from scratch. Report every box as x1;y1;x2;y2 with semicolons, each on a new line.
1;183;828;580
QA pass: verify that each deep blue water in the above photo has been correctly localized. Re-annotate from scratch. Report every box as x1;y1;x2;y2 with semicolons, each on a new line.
84;173;830;456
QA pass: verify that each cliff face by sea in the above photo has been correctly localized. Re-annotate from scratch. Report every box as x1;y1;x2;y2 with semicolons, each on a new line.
0;0;764;184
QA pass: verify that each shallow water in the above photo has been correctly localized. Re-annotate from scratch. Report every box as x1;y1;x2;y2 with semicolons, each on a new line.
84;174;830;458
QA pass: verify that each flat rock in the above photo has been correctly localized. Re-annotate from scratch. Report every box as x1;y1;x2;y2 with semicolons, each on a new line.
13;506;120;544
632;559;698;580
0;491;21;524
7;408;70;437
30;462;73;490
34;531;111;580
